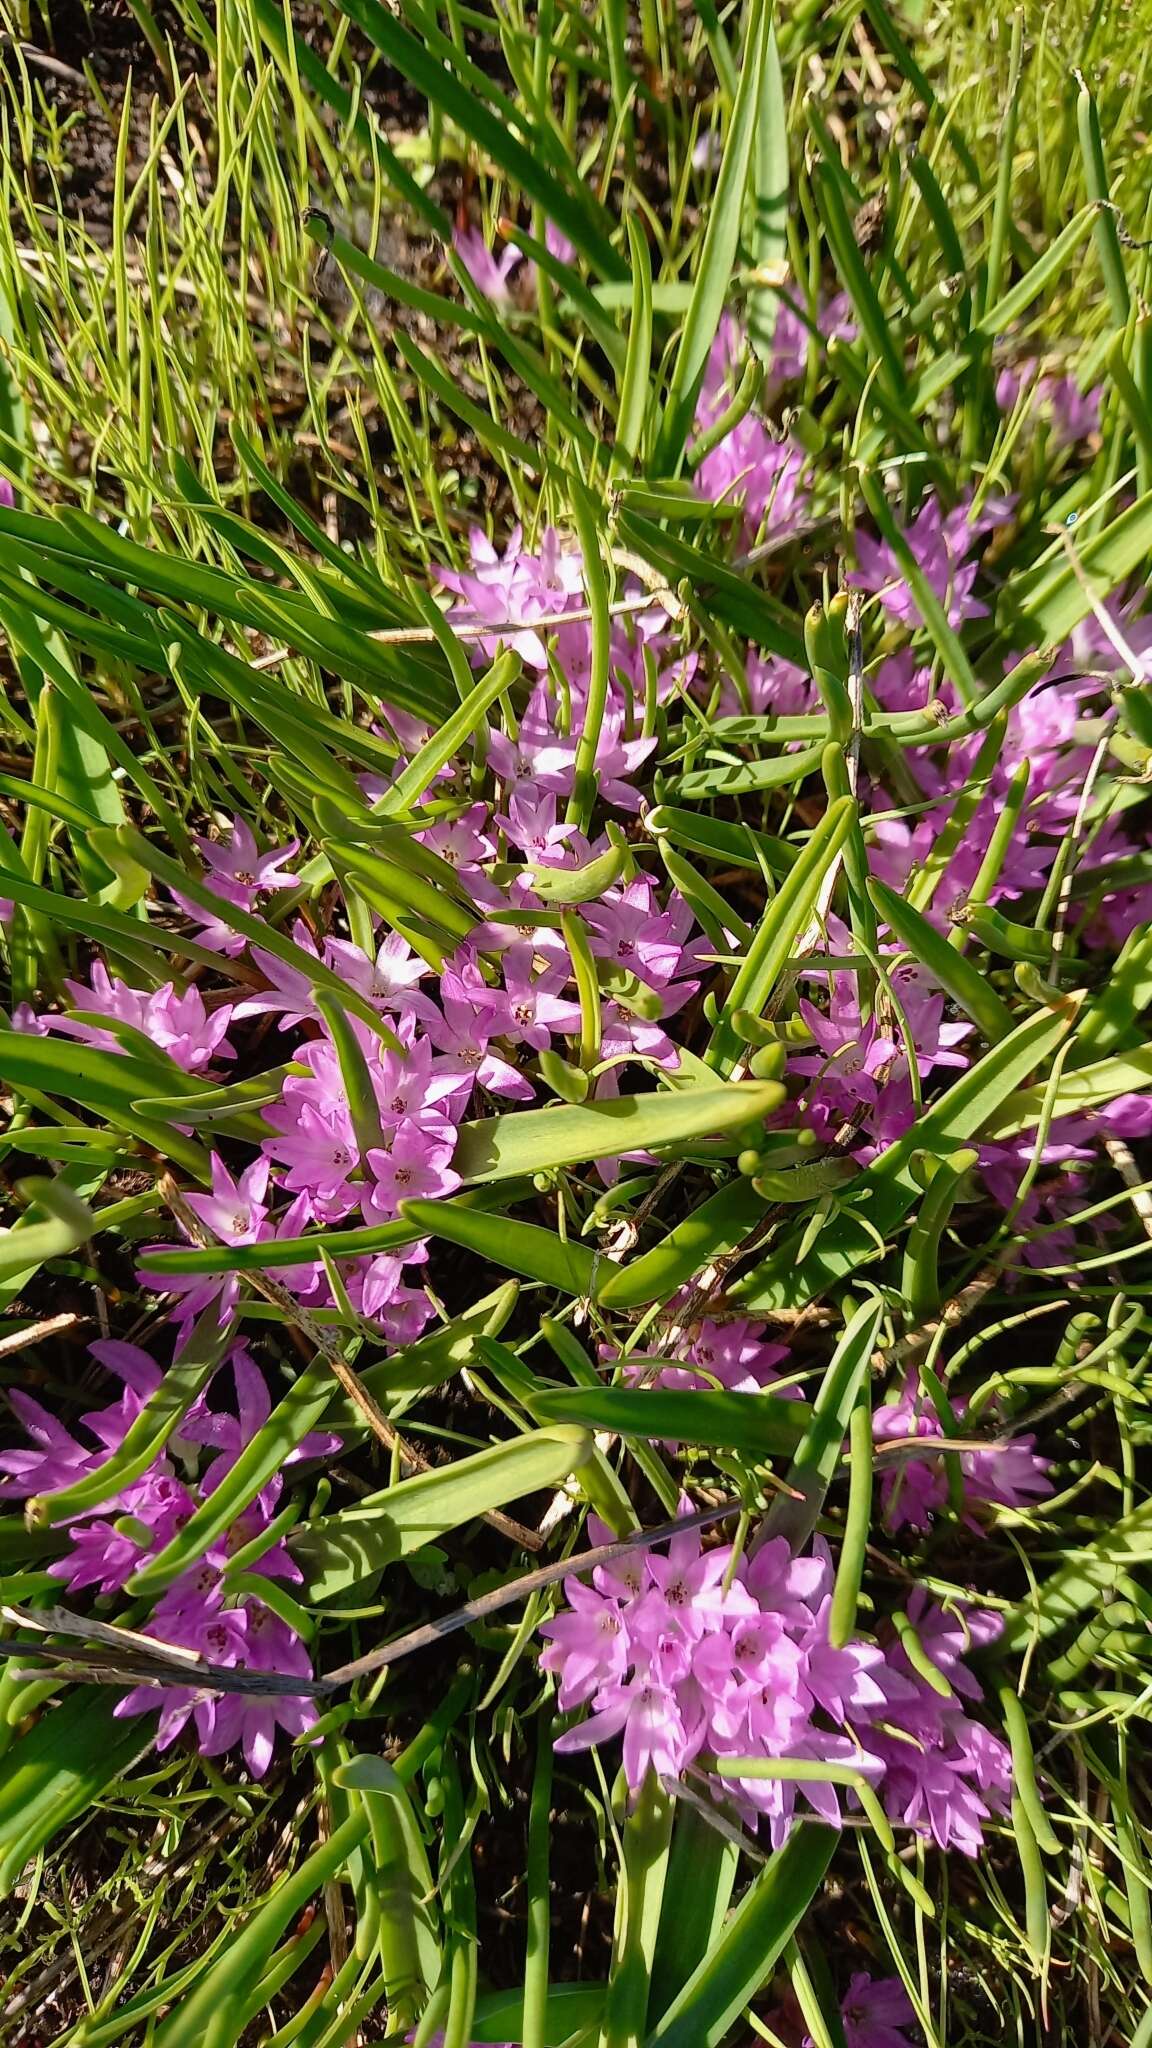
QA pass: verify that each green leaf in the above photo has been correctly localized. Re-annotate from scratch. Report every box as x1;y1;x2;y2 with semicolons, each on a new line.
398;1198;597;1296
747;21;788;363
452;1081;787;1182
327;0;623;278
27;1308;233;1525
126;1289;520;1596
655;0;771;465
644;1826;837;2048
993;489;1152;652
981;1045;1152;1137
706;796;856;1073
597;1176;766;1308
616;510;806;666
617;217;655;470
375;651;520;818
650;1805;739;2022
331;1753;440;2025
868;877;1016;1043
758;1295;883;1549
471;1984;604;2046
529;842;632;905
0;1690;151;1896
0;1032;211;1177
296;1427;593;1599
526;1384;806;1458
1000;1496;1152;1652
0;1176;96;1285
735;997;1079;1308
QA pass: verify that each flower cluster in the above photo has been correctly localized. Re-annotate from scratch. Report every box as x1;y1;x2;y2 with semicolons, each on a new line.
874;1371;1052;1533
5;292;1148;1813
540;1515;1012;1855
619;1313;793;1396
0;1340;329;1775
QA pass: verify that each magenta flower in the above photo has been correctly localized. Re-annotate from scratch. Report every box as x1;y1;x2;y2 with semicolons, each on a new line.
364;1118;461;1219
498;947;582;1050
996;361;1101;446
262;1098;359;1220
439;525;585;671
49;1467;193;1595
850;494;1011;629
195;818;299;901
49;962;235;1071
428;960;535;1100
186;1155;271;1246
696;424;811;544
115;1603;249;1755
452;225;523;303
196;1604;318;1777
874;1373;1052;1533
417;803;495;875
840;1974;920;2048
0;1393;108;1499
545;219;576;266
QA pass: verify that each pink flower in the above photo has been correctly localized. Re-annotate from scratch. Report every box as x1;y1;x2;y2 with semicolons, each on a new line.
50;963;235;1071
996;361;1100;446
364;1118;461;1219
452;226;523;303
840;1973;919;2048
195;818;299;901
540;1578;630;1706
499;948;582;1050
874;1373;1051;1533
696;424;811;544
196;1604;318;1778
428;960;535;1100
186;1155;271;1246
850;494;1011;629
545;220;576;265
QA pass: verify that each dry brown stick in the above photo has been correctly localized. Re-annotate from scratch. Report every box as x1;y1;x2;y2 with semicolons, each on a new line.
156;1173;542;1553
1103;1135;1152;1244
0;1311;85;1357
321;1499;739;1688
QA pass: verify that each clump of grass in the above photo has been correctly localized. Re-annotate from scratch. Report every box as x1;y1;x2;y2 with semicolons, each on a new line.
0;2;1150;2045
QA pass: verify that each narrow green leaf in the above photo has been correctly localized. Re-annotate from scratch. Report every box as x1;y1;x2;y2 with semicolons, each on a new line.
1000;1496;1152;1651
398;1199;597;1296
297;1427;593;1599
598;1177;765;1308
452;1081;786;1183
644;1826;837;2048
617;216;655;469
527;1385;806;1458
747;22;788;363
0;1032;210;1177
655;0;770;465
375;652;520;818
735;997;1079;1308
706;796;856;1073
759;1295;883;1549
27;1309;233;1525
869;877;1015;1042
0;1690;151;1897
0;1176;96;1285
